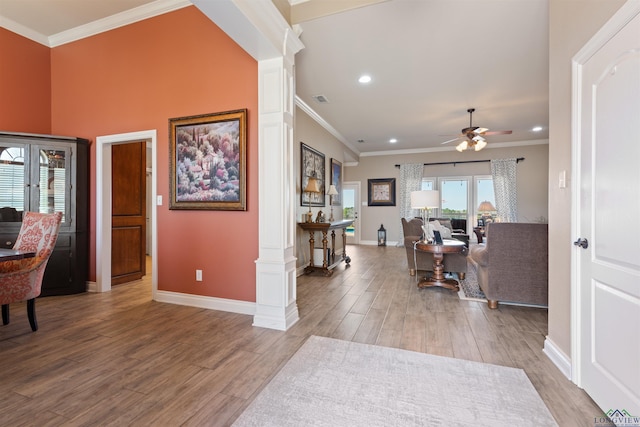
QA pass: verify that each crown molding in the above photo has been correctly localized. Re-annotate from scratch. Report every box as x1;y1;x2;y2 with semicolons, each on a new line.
0;15;49;46
48;0;192;47
359;139;549;157
295;95;361;156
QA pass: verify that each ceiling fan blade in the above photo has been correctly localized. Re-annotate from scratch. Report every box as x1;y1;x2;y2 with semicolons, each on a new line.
440;137;460;145
484;130;512;136
474;127;489;134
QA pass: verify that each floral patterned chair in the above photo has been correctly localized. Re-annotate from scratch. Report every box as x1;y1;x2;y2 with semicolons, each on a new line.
0;212;62;331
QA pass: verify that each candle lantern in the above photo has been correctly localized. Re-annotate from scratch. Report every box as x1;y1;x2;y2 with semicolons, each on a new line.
378;224;387;246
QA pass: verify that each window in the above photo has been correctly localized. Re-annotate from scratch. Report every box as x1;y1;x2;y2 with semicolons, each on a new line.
439;177;469;221
420;175;495;234
475;176;496;225
420;179;435;191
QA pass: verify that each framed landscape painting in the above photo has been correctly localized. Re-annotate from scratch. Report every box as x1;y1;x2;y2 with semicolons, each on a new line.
169;109;247;210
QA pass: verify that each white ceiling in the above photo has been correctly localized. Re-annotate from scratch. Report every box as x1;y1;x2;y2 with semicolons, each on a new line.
0;0;549;156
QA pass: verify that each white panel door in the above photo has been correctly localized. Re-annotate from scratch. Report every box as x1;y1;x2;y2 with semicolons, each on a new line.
575;5;640;419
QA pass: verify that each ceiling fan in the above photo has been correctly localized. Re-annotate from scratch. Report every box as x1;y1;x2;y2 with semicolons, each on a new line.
441;108;512;152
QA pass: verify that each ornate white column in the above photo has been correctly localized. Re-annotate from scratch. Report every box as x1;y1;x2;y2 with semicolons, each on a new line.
192;0;304;330
253;52;300;330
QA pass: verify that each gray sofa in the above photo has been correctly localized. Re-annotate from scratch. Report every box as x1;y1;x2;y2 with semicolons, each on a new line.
401;218;468;278
467;222;548;309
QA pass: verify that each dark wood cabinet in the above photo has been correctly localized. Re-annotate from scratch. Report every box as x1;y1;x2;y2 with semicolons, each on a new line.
0;132;88;296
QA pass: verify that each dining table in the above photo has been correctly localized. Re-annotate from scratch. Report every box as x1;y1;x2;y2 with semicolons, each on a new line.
0;248;36;262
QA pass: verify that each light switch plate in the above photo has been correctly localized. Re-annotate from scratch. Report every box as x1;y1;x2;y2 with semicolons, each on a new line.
559;170;567;189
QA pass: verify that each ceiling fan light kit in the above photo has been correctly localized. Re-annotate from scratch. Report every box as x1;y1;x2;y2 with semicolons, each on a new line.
474;139;487;151
446;108;512;152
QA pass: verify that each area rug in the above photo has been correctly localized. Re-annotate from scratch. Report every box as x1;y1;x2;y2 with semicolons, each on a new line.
456;261;487;302
232;336;558;427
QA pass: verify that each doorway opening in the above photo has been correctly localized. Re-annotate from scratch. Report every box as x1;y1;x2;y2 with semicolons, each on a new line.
95;130;157;296
343;181;360;245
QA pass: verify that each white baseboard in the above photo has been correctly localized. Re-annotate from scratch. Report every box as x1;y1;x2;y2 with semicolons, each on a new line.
543;336;572;380
154;290;256;316
360;240;398;246
86;281;98;292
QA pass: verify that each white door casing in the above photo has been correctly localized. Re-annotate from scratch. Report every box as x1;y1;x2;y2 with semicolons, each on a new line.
343;181;360;245
95;130;157;296
572;1;640;418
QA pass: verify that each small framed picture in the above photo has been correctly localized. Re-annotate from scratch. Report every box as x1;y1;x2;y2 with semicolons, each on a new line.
367;178;396;206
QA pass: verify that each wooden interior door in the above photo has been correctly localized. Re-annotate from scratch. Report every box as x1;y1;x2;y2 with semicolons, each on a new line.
111;142;146;285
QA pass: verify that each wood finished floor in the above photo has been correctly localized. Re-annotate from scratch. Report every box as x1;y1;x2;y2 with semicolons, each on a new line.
0;245;603;426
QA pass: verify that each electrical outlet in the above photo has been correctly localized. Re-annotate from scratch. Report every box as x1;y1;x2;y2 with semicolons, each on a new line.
196;269;202;281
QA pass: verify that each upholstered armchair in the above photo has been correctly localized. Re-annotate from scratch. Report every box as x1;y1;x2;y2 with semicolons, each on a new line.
0;212;62;331
468;222;548;309
401;218;467;279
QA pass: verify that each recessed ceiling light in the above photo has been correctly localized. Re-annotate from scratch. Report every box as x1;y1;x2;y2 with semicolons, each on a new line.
389;138;397;143
532;126;543;132
358;75;372;84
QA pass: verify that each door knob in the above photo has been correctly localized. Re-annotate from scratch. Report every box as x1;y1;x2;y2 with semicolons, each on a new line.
573;238;588;249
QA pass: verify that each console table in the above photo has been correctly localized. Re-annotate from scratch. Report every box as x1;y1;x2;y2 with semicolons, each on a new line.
298;219;353;276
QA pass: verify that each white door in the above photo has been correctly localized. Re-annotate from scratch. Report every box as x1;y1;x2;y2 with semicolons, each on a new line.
343;181;360;245
574;3;640;418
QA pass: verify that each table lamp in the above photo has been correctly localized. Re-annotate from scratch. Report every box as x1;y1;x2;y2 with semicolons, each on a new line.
410;190;440;224
304;176;320;223
478;200;496;224
327;184;339;222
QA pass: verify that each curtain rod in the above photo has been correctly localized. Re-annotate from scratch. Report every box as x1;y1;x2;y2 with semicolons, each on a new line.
394;157;524;168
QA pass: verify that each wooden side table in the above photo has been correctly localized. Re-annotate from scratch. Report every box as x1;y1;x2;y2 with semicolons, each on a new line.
298;219;353;276
414;240;466;291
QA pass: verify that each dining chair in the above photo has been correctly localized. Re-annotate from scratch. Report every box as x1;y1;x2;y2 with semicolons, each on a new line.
0;211;62;331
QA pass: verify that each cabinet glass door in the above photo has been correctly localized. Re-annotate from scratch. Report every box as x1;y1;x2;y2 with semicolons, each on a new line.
0;144;27;223
37;148;70;222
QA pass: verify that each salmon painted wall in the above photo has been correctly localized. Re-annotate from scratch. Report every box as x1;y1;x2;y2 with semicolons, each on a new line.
0;27;51;133
49;6;258;301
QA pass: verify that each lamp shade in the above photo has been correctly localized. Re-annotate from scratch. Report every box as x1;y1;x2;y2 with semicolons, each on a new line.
327;184;339;196
474;139;487;151
304;177;320;193
410;190;440;209
478;200;496;212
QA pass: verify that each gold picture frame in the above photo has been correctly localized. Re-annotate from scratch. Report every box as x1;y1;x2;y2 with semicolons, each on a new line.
169;109;247;210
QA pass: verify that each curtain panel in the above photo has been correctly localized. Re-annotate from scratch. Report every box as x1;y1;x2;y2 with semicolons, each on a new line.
491;158;518;222
398;163;424;245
